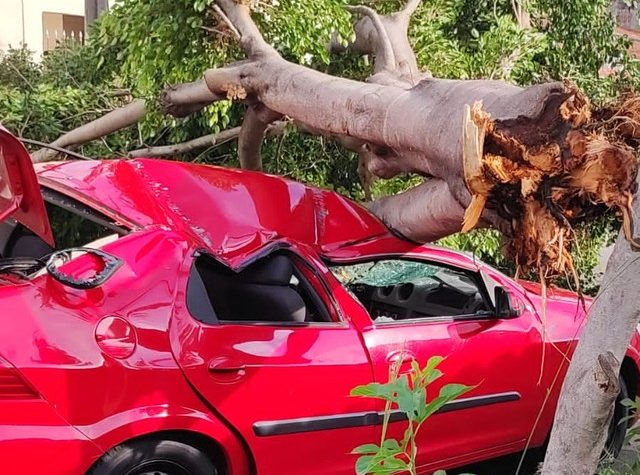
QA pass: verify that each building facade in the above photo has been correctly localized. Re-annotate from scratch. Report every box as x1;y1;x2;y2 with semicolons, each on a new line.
0;0;113;58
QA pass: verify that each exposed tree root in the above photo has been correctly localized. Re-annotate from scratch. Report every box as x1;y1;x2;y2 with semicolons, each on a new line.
463;87;639;281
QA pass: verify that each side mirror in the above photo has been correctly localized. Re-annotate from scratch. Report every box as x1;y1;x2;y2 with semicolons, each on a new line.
495;287;521;319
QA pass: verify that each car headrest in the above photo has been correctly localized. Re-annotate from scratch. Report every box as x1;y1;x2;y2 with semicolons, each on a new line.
239;255;293;285
234;284;306;322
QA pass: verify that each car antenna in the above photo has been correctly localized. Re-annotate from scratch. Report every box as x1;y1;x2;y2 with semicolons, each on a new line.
19;138;93;161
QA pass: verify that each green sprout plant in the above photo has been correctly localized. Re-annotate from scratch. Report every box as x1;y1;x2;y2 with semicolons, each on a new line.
351;355;474;475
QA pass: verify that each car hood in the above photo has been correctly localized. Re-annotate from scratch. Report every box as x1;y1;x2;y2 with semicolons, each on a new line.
518;279;591;340
518;279;592;304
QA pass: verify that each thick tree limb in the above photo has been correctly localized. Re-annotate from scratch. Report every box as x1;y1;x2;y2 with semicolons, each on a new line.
367;178;467;242
238;104;283;170
215;0;276;58
334;0;424;84
160;78;224;117
31;99;147;163
400;0;422;19
346;5;396;72
201;58;562;187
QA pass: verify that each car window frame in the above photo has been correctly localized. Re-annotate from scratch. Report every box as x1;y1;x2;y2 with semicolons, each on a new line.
186;245;347;328
326;255;499;326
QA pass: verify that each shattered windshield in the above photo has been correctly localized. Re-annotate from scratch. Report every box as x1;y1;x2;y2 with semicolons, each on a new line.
330;259;490;320
332;260;440;286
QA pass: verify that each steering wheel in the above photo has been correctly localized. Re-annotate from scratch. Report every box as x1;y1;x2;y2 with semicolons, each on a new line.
46;247;122;289
431;275;460;293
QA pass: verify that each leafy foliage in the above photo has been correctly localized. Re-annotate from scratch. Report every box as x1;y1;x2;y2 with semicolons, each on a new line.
0;46;41;89
597;396;640;474
351;356;473;475
0;46;138;157
529;0;630;85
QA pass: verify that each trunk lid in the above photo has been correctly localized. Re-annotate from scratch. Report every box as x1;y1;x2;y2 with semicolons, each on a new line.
0;126;53;246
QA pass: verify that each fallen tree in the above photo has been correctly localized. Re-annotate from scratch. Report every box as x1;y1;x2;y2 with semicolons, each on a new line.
32;0;639;279
31;2;640;472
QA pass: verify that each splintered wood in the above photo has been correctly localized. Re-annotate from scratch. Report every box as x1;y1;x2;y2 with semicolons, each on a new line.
462;86;639;285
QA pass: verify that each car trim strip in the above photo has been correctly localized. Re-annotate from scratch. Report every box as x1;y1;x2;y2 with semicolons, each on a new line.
253;391;521;436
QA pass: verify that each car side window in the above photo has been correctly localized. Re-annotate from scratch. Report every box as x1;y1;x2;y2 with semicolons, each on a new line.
187;251;332;325
330;259;491;323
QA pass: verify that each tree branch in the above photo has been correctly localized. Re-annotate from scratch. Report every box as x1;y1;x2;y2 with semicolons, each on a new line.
334;1;425;84
238;103;283;170
128;121;286;158
400;0;422;19
160;78;224;117
31;99;147;163
367;178;467;242
347;5;396;72
213;4;241;39
215;0;276;58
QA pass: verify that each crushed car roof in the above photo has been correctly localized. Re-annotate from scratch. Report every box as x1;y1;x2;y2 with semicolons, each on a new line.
35;159;392;259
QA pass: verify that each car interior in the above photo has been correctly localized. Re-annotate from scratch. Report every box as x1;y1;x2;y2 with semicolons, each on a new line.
330;259;491;322
187;252;332;324
0;188;127;278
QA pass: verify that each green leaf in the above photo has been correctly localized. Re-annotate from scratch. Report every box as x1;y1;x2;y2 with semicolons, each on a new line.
426;368;443;385
355;455;375;475
351;382;395;401
396;376;419;420
352;444;380;455
420;384;474;423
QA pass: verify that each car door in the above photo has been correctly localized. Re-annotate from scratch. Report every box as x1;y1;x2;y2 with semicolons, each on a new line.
170;245;376;475
0;126;53;245
327;254;545;472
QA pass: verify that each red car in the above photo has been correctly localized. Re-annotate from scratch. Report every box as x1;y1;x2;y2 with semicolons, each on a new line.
0;126;637;475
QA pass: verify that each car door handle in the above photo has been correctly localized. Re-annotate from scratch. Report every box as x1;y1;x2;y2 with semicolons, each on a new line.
385;350;416;364
208;358;246;376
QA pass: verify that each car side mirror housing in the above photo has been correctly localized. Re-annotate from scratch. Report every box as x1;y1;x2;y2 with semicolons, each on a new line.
495;286;521;319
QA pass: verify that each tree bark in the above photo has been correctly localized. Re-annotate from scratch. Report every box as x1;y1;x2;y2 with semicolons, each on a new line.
237;104;283;170
541;179;640;475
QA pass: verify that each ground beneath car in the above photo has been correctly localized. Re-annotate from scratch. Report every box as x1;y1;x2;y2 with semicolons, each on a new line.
451;451;540;475
452;443;640;474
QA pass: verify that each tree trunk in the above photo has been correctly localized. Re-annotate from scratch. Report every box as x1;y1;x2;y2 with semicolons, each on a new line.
541;179;640;475
84;0;110;30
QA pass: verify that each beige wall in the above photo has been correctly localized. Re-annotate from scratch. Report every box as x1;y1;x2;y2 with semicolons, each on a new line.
0;0;111;58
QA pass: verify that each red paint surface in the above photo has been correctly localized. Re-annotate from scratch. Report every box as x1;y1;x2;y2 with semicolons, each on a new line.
0;126;53;244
